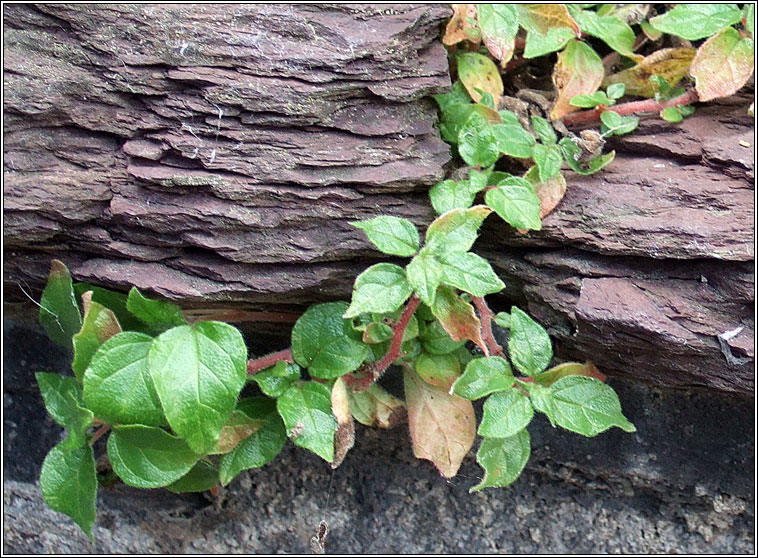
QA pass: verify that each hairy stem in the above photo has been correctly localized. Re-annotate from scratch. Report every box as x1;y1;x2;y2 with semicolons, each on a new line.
563;89;700;127
246;348;294;375
472;296;504;357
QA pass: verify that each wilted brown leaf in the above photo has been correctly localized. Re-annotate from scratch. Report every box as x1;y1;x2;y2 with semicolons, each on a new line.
216;411;263;454
346;383;407;428
602;47;696;97
404;368;476;478
444;4;479;46
330;376;355;469
430;286;488;354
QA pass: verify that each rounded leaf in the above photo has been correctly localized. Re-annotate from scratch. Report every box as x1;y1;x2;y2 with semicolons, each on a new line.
291;302;369;379
344;263;413;319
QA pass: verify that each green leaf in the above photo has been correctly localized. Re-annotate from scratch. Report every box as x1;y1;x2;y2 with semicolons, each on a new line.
575;10;637;58
494;312;510;329
107;425;200;488
166;460;219;493
476;4;519;65
690;26;755;102
745;4;755;36
458;112;500;168
419;319;466;355
73;283;144;332
72;299;122;381
532;143;563;182
523;382;557;426
650;4;743;41
250;361;301;398
548;376;636;436
415;351;461;390
534;361;605;387
126;287;186;332
406;249;444;306
36;373;94;446
600;111;640;136
350;216;420;257
508;307;552;376
485;177;542;231
470;429;530;492
291;302;369;379
219;397;286;485
344;263;413;319
425;205;492;256
439;103;476;144
606;83;626;100
83;331;164;427
39;260;82;351
559;137;615;175
429;179;478;215
498;109;522;127
524;27;576;58
478;387;534;438
438;251;504;297
457;52;504;104
531;115;558;145
452;356;514;400
492;124;536;159
433;81;471;112
570;91;611;108
276;382;337;462
404;368;476;478
148;322;247;453
40;440;97;539
660;106;684;123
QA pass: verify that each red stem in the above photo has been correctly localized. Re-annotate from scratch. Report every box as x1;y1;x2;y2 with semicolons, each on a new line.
247;348;294;375
89;424;110;446
374;295;421;374
344;295;421;390
472;297;504;357
564;89;700;127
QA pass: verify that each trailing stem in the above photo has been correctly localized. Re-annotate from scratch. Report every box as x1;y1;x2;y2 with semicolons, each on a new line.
563;89;700;127
246;348;294;375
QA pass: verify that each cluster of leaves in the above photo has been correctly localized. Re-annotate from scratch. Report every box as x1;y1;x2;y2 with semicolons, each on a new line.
444;4;753;143
36;202;636;538
34;2;758;540
36;261;284;539
433;3;754;235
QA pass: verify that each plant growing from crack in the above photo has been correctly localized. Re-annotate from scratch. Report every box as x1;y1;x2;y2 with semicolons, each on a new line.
31;3;754;541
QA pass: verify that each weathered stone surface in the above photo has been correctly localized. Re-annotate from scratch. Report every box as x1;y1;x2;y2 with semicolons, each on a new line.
3;4;754;398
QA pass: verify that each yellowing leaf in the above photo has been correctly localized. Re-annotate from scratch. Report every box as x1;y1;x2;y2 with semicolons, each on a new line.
444;4;479;46
517;4;581;36
602;47;696;97
346;383;406;428
550;40;604;120
404;368;476;478
522;166;567;226
690;27;754;102
457;52;504;106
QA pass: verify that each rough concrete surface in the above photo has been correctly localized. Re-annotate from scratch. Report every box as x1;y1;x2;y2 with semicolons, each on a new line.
3;320;754;554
